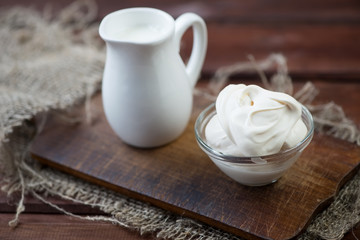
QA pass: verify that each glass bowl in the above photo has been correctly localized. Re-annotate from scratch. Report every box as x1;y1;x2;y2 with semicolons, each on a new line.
195;103;314;186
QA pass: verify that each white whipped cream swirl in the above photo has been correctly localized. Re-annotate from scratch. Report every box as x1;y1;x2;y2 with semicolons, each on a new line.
205;84;307;156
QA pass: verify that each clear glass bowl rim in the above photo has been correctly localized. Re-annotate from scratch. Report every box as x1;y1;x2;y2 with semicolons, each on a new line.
194;102;314;164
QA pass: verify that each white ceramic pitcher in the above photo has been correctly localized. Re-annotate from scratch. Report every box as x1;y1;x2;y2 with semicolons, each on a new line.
99;8;207;147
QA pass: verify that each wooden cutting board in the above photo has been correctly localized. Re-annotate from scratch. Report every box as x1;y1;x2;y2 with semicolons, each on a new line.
31;92;360;240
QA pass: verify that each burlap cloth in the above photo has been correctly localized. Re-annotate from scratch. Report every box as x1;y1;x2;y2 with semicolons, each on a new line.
1;2;360;239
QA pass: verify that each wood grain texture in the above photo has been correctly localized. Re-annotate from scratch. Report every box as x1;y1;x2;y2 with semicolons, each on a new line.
0;188;103;215
1;0;359;79
203;24;360;78
0;213;359;240
30;81;360;240
2;0;360;23
0;214;153;240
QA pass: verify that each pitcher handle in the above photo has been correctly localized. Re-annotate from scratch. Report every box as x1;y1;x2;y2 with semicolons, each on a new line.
175;13;207;88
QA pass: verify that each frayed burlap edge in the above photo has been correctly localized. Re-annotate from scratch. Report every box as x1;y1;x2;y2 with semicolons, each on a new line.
1;2;360;240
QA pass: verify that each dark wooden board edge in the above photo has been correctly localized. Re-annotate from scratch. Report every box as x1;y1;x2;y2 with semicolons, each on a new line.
292;162;360;239
31;147;360;240
32;153;262;240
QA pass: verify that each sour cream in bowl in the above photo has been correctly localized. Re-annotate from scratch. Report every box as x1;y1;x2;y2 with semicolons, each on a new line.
195;84;314;186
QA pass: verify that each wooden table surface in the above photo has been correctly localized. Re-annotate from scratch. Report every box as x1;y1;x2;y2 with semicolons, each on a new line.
1;0;360;239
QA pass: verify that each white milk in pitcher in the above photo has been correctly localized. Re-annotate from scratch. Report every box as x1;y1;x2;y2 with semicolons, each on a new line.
114;25;161;42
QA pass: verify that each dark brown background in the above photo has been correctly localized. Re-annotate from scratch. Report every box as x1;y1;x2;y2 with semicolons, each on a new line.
1;0;360;239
